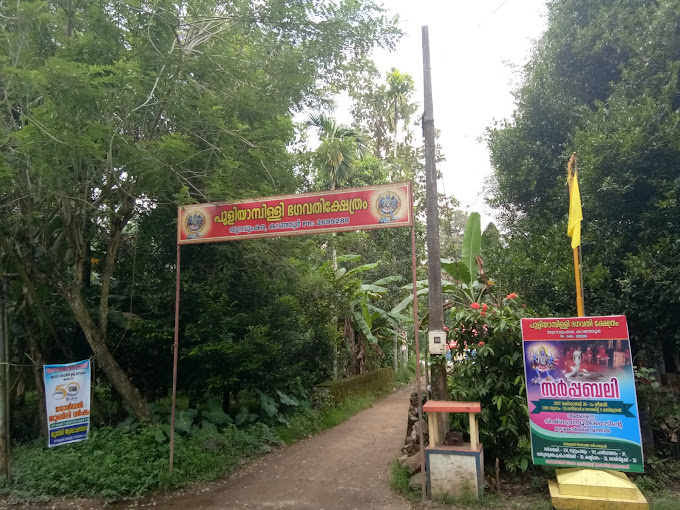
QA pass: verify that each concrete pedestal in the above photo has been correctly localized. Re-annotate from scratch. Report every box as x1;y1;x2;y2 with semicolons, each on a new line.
549;468;648;510
426;443;484;500
422;400;484;501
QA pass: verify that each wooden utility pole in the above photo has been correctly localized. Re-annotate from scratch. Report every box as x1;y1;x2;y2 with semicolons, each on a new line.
421;26;448;403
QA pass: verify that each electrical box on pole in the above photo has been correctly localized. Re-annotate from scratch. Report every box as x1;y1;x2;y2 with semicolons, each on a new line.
428;330;447;355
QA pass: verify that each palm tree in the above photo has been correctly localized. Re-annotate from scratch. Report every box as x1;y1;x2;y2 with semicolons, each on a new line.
306;113;368;190
307;114;367;378
386;69;415;159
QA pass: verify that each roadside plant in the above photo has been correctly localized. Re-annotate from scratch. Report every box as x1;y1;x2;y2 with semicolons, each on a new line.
448;295;533;473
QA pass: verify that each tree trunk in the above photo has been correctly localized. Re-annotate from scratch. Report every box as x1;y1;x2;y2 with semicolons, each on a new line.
639;402;655;457
25;322;47;437
393;328;399;372
222;389;230;414
393;101;398;159
63;285;152;422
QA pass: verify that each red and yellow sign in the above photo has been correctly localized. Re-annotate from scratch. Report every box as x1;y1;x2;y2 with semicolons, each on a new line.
177;182;413;244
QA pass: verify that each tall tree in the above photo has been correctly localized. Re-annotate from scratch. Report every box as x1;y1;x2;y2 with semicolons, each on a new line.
487;0;680;369
386;68;416;159
0;0;400;420
306;113;368;190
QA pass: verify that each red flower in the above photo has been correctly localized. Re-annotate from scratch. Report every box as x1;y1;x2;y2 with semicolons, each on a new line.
482;303;488;312
522;304;527;308
506;292;518;300
444;326;450;333
470;302;481;310
478;341;485;346
481;311;486;316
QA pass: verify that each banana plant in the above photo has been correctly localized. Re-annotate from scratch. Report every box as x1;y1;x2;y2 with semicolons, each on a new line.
352;274;411;344
391;212;487;317
332;255;409;344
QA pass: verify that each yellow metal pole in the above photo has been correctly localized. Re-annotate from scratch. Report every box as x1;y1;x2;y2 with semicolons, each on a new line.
572;247;584;318
567;154;585;318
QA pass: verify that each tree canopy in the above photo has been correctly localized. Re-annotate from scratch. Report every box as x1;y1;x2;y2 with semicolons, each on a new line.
487;0;680;369
0;0;401;420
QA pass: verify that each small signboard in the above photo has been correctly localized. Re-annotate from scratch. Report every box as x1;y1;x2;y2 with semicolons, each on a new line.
521;316;643;473
43;359;91;447
177;182;412;244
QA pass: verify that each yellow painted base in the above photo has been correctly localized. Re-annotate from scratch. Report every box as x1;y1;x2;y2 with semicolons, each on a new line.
549;468;648;510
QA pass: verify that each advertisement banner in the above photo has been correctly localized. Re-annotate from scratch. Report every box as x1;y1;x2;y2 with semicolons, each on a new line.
521;316;643;472
43;359;91;447
177;182;413;245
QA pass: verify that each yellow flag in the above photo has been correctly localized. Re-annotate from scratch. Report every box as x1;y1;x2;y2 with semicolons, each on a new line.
568;172;582;249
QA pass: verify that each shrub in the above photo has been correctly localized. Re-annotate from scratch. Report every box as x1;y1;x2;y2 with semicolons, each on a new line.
317;367;394;403
448;296;534;473
395;359;416;385
0;423;279;501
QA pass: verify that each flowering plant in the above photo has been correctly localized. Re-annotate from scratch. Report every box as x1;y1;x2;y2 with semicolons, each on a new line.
447;295;534;473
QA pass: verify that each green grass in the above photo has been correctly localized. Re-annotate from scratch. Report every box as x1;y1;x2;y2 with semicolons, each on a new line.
276;393;378;444
390;459;412;494
650;495;680;510
0;422;280;502
394;360;416;386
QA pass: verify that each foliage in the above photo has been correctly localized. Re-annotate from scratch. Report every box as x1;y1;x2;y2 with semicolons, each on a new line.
390;459;413;495
394;358;416;386
635;367;680;459
634;457;680;495
3;379;393;501
486;0;680;373
0;423;279;501
448;296;534;473
0;0;401;421
275;393;377;445
306;114;368;190
318;368;394;403
324;254;408;375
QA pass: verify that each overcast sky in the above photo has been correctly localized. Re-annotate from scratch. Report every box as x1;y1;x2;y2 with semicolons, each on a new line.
363;0;548;225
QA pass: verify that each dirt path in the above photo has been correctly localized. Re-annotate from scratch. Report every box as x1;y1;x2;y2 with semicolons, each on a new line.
150;385;413;510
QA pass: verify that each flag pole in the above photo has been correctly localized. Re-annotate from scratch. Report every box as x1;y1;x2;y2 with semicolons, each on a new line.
572;247;584;317
567;154;585;317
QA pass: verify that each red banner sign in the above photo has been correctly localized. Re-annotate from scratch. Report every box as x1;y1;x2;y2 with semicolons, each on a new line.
177;182;413;244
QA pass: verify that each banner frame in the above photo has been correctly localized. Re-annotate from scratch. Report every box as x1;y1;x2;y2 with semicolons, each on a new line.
176;182;414;245
170;182;425;473
521;315;644;473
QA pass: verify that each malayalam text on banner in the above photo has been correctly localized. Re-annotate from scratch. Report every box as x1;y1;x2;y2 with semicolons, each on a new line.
43;359;91;447
521;316;644;473
177;182;413;244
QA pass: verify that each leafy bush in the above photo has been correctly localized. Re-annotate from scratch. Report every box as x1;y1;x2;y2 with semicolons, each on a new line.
395;359;416;385
448;295;533;473
634;367;680;460
318;367;394;402
0;423;279;501
390;459;412;494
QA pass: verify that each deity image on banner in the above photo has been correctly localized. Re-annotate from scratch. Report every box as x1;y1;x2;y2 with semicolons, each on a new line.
527;343;560;384
181;207;211;240
371;188;407;224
